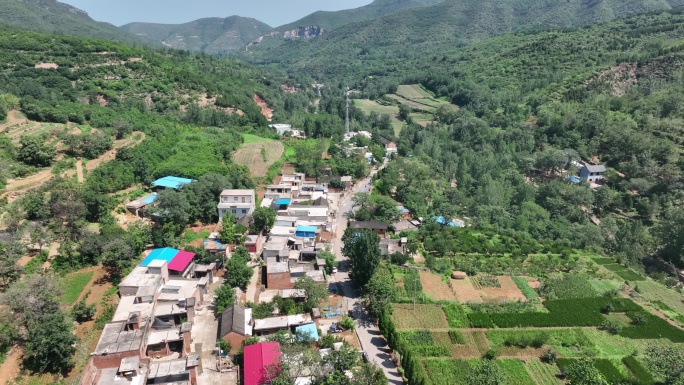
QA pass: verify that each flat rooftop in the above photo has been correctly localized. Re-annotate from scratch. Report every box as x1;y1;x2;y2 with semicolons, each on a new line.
93;322;144;355
147;359;189;379
119;266;161;290
157;280;198;302
112;296;155;324
147;328;182;345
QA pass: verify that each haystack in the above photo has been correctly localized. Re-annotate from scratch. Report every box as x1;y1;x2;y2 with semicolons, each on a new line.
451;271;467;280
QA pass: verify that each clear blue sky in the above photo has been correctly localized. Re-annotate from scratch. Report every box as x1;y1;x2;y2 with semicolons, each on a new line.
60;0;374;27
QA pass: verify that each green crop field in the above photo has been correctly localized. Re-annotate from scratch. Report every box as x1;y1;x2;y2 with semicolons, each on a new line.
526;359;564;385
241;133;274;144
396;84;433;99
497;359;536;385
353;99;400;115
61;271;94;305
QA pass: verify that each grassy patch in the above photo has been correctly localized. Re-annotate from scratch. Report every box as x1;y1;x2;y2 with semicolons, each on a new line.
61;271;94;305
588;279;621;295
512;276;538;300
604;264;644;281
497;359;536;385
182;229;210;244
241;133;273;144
442;303;469;328
487;328;591;352
392;303;449;329
526;359;564;385
636;280;684;315
353;99;400;115
398;330;434;345
23;251;48;275
539;274;599;299
422;359;472;385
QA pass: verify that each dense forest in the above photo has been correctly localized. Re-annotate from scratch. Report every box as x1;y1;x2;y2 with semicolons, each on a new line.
303;10;684;276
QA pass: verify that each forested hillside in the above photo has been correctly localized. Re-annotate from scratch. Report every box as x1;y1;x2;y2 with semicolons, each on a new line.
333;10;684;275
121;16;272;53
242;0;684;78
273;0;443;33
0;0;143;45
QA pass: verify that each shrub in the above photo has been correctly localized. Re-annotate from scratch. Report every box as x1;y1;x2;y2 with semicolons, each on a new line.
339;315;355;331
542;348;557;363
71;299;96;322
601;320;623;335
482;348;498;360
218;339;231;355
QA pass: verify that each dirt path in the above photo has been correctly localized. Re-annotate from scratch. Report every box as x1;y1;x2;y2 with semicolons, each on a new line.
1;132;145;201
76;157;84;183
0;346;23;385
0;110;27;131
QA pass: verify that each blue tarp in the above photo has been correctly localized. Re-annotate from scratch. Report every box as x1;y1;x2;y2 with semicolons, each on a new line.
141;247;180;266
433;216;462;227
295;323;319;341
275;199;291;205
151;176;195;189
565;175;581;184
140;193;158;205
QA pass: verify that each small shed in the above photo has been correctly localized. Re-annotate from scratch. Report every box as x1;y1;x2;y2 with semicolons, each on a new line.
311;308;321;319
295;225;317;238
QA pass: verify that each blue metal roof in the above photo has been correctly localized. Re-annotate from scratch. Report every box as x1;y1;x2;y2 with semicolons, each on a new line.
141;247;180;266
151;176;195;189
275;199;291;205
295;323;319;341
296;225;317;233
140;193;158;205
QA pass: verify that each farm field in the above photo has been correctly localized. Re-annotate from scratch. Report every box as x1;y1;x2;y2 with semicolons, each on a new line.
382;256;684;385
233;136;284;177
396;84;433;99
420;271;457;301
353;99;400;115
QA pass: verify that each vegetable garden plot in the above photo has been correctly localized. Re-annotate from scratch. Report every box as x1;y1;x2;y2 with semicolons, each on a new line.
391;303;449;329
496;359;536;385
526;359;564;385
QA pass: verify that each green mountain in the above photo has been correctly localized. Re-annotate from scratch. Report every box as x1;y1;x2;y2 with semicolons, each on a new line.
242;0;684;77
273;0;444;34
121;16;272;54
0;0;143;45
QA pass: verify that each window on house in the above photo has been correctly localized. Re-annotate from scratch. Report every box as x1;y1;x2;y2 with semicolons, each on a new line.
232;209;236;214
242;197;245;203
242;209;248;214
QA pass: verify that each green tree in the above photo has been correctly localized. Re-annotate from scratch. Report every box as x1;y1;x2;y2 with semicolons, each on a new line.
294;276;329;312
100;238;135;280
22;191;50;221
645;344;684;384
319;249;337;274
23;311;76;373
343;229;381;288
17;135;55;167
363;271;396;319
220;213;237;244
148;189;191;232
655;208;684;265
224;253;253;289
71;299;96;322
563;359;607;385
215;285;235;314
252;207;276;233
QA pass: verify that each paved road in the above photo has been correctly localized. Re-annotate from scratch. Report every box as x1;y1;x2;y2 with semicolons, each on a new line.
330;161;403;385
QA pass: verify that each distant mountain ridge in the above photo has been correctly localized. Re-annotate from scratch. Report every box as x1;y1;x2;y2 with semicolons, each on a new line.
241;0;684;76
273;0;444;34
0;0;143;45
121;16;272;54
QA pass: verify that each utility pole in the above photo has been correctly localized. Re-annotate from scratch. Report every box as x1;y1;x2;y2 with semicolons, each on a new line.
345;86;350;134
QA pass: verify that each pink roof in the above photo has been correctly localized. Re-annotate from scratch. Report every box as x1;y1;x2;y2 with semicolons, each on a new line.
244;342;281;385
167;250;195;272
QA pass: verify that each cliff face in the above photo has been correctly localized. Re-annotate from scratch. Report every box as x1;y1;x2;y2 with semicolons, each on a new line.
282;25;325;39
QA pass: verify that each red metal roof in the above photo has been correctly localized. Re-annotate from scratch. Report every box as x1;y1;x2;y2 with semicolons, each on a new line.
167;250;195;272
244;342;281;385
